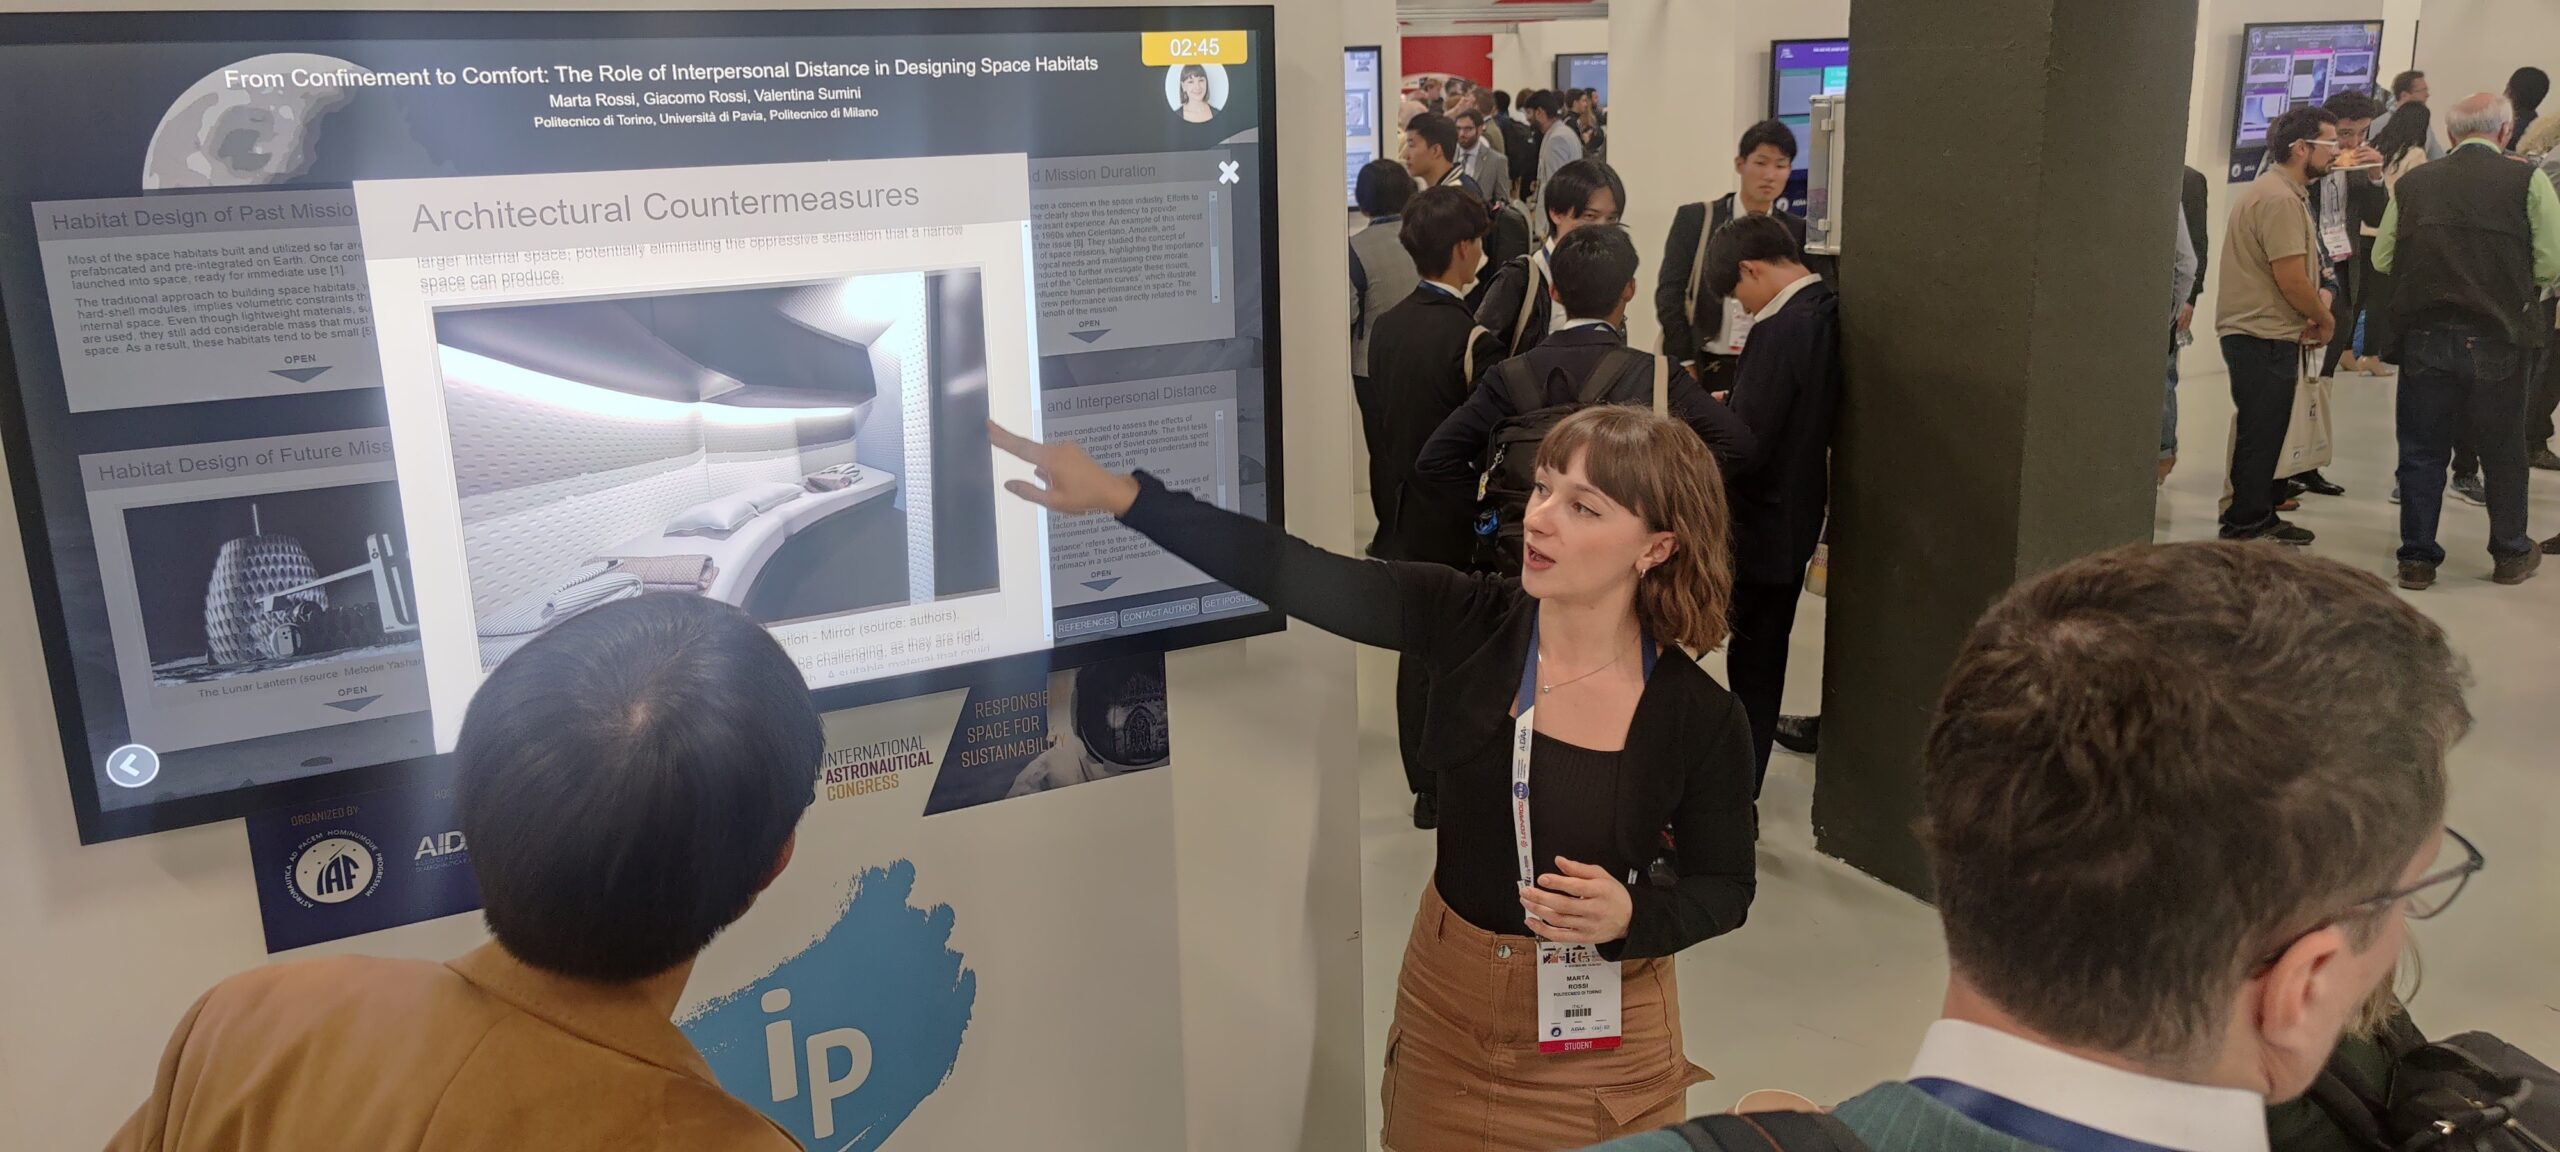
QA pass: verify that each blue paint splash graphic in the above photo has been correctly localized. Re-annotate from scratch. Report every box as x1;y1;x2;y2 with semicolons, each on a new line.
680;860;976;1151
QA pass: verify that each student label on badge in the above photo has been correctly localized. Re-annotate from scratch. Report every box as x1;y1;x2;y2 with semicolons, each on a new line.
1535;940;1623;1053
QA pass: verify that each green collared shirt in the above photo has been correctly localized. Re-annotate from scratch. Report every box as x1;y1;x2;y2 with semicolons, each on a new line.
2373;137;2560;287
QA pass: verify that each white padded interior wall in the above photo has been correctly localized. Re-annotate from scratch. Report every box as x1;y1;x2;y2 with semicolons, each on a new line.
438;347;836;615
879;287;934;604
441;349;699;503
701;416;805;493
854;343;907;484
795;409;859;472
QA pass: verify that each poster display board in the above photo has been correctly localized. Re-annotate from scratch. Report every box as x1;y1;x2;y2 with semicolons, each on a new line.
1553;52;1608;105
0;7;1286;842
2226;21;2385;181
1347;46;1382;208
1770;38;1849;215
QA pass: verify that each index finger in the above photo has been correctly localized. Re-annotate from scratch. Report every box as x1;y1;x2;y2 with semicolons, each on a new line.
985;421;1048;466
1537;872;1606;898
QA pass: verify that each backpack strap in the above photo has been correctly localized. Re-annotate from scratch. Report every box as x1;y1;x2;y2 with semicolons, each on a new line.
2301;1071;2394;1152
1683;201;1712;335
1464;325;1493;384
1495;354;1544;413
1510;253;1548;354
1671;1112;1870;1152
1586;346;1658;406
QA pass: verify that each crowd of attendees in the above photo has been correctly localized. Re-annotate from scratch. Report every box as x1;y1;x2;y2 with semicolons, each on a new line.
2196;67;2560;598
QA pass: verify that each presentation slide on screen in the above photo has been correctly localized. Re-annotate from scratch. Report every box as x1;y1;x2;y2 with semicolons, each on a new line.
0;10;1278;836
351;155;1056;749
81;428;427;753
1345;47;1381;207
2227;22;2382;180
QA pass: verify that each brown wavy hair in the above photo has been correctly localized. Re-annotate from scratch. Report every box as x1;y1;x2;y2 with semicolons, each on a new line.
1534;405;1733;652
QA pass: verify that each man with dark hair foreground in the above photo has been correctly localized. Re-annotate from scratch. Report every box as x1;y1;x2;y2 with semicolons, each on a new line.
111;595;821;1152
1580;540;2479;1152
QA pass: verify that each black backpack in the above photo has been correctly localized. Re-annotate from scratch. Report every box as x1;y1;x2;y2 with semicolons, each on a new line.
1468;345;1665;574
2302;1016;2560;1152
1666;1112;1868;1152
1499;116;1537;189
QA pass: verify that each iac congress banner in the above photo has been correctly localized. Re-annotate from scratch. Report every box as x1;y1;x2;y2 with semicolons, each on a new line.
238;650;1184;1151
675;650;1179;1151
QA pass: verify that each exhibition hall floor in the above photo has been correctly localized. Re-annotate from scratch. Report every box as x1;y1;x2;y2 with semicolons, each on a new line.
1351;354;2560;1139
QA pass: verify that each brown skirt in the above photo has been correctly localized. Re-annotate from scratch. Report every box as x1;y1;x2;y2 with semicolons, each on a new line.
1380;883;1712;1152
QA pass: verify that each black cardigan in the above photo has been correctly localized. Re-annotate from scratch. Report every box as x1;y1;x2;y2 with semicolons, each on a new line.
1119;472;1758;960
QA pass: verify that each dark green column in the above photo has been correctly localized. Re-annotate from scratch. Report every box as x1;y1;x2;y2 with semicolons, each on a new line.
1814;0;2202;895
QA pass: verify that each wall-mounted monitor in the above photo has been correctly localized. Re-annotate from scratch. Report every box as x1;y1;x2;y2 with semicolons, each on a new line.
0;6;1286;843
1554;53;1608;105
1770;38;1850;214
2226;20;2385;181
1347;45;1382;209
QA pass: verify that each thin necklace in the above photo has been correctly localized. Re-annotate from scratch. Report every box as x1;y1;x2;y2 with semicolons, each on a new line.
1537;649;1623;696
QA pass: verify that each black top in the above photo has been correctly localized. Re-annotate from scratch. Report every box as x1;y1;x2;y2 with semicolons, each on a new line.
1473;252;1557;362
1412;323;1758;497
1471;203;1535;314
1725;279;1843;585
2387;145;2546;348
1369;285;1485;567
1428;731;1624;936
1118;473;1758;959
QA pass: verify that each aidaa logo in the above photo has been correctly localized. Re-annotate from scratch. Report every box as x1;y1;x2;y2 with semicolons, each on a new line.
287;830;381;907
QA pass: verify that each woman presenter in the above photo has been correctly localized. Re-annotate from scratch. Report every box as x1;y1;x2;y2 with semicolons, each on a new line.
991;407;1756;1151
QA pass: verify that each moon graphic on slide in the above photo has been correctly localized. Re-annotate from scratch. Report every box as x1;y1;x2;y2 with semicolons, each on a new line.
141;53;368;189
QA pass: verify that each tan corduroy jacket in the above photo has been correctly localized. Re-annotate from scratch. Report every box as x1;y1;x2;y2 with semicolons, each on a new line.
107;944;797;1152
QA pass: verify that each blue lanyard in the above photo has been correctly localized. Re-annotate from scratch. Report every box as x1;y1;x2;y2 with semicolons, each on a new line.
1907;1078;2188;1152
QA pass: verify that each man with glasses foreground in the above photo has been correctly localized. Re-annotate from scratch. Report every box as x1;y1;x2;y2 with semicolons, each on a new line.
1580;540;2479;1152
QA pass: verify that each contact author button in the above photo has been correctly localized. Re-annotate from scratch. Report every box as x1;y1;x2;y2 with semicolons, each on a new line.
1117;599;1199;628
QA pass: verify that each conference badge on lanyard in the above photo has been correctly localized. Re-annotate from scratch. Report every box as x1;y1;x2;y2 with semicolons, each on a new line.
1513;623;1625;1054
2318;173;2356;264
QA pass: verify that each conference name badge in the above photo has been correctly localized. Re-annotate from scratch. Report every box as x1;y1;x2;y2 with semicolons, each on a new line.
1534;940;1622;1054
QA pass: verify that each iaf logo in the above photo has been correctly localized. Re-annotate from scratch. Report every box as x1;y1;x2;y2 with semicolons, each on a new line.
287;830;381;908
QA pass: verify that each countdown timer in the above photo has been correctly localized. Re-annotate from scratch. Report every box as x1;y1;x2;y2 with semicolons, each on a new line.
1142;30;1246;66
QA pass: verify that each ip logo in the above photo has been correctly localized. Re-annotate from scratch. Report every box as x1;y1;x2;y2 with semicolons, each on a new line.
682;860;976;1151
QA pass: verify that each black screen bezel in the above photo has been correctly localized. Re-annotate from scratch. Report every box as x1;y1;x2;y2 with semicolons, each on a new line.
0;5;1287;844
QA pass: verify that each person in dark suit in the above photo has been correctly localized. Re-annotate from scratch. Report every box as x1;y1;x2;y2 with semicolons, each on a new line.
1578;542;2475;1152
1655;120;1820;394
1474;160;1624;363
1702;214;1841;788
1415;224;1755;506
1366;185;1492;826
1402;112;1481;202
